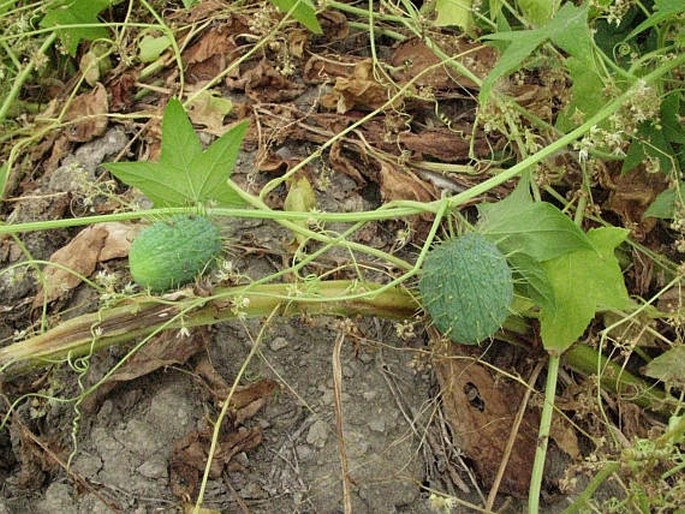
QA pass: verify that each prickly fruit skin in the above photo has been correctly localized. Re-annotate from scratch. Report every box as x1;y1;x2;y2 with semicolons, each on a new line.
129;215;222;292
419;233;513;345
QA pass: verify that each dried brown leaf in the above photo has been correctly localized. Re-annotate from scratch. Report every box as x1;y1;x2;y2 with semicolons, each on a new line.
183;24;240;82
186;90;234;134
319;10;349;41
288;29;310;59
390;37;497;90
397;129;472;162
64;83;109;142
329;141;366;185
378;161;435;204
108;71;137;112
81;328;208;413
602;165;668;240
171;425;265;498
34;222;139;305
321;60;396;113
303;54;362;83
435;347;538;497
549;415;580;460
226;59;304;102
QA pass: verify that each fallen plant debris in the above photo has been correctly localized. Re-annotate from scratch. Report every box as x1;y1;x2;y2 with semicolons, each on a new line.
1;1;685;513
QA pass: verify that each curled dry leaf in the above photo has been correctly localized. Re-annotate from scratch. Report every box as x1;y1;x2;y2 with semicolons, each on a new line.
169;378;276;499
183;24;242;82
288;29;310;59
321;60;398;113
329;141;367;185
108;71;137;112
318;10;349;41
34;222;140;305
303;54;364;83
396;128;474;162
186;89;234;134
377;160;435;204
226;59;305;102
81;328;209;414
170;426;263;499
64;83;109;142
601;164;669;240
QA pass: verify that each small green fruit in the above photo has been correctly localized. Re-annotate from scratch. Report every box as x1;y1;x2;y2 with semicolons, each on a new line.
419;233;513;344
129;215;222;292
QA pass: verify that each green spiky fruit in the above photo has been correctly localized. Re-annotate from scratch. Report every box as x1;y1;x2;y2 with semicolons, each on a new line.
419;233;513;344
129;215;222;292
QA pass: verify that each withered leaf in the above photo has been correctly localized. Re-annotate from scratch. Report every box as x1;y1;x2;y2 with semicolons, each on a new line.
321;60;398;113
81;328;209;414
186;90;234;134
108;71;137;112
318;10;349;41
602;165;668;240
329;141;367;185
303;54;363;83
397;129;472;162
64;83;109;142
284;173;317;246
390;37;497;90
378;161;435;204
35;222;140;305
183;24;240;82
171;425;264;499
227;59;304;102
435;347;538;497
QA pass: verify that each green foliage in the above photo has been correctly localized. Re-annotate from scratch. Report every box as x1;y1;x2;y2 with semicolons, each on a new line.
269;0;322;34
420;233;513;344
434;0;474;33
626;0;685;39
0;162;7;201
622;92;685;175
40;0;117;56
478;177;593;261
138;34;171;63
128;215;222;291
643;346;685;387
644;181;684;219
478;179;632;354
516;0;558;26
422;177;633;353
0;0;16;16
104;99;248;208
480;2;594;102
555;56;606;132
540;227;633;353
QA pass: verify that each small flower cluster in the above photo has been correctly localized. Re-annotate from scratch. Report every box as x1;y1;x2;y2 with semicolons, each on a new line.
670;202;685;254
394;319;416;340
247;3;279;36
214;259;243;285
575;80;661;164
230;295;250;321
95;270;136;307
591;0;634;27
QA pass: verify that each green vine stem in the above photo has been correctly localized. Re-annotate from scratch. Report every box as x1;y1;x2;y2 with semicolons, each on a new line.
1;279;677;415
0;32;57;123
561;461;621;514
0;280;417;377
528;352;561;513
